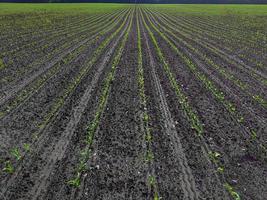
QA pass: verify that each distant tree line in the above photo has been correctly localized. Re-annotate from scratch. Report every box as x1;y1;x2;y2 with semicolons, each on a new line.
0;0;266;3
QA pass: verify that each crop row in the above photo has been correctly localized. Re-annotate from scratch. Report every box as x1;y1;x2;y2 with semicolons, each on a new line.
0;14;100;53
0;9;125;93
1;10;131;178
156;11;266;71
144;10;267;153
140;8;240;199
151;9;266;84
1;10;123;55
0;10;126;121
0;9;125;75
160;11;264;68
145;10;267;110
68;9;133;187
137;11;159;200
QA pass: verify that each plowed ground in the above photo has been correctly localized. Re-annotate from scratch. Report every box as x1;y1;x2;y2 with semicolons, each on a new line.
0;4;266;200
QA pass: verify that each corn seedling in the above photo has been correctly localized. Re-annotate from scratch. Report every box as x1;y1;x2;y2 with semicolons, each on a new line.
3;161;14;174
10;147;21;160
224;183;241;200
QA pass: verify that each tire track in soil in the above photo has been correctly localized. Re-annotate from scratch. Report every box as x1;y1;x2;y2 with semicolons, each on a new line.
39;22;131;198
165;13;266;74
0;33;106;152
0;10;125;98
142;9;267;199
154;10;266;87
27;12;131;200
145;11;267;158
141;10;199;200
0;36;92;105
149;10;267;99
150;10;267;91
136;10;158;200
0;13;104;56
0;10;124;107
0;12;125;151
71;11;148;200
160;12;267;82
140;9;230;199
0;10;125;78
154;16;267;124
0;11;132;199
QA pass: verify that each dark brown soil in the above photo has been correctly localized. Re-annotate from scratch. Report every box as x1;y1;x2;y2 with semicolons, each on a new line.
0;6;266;200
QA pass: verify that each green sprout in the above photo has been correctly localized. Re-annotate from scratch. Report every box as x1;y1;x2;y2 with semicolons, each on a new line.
146;132;152;142
208;151;221;163
217;166;224;173
23;143;31;152
148;175;156;186
251;130;257;140
146;150;154;162
67;174;81;187
0;58;4;70
3;161;14;174
10;147;21;160
224;183;241;200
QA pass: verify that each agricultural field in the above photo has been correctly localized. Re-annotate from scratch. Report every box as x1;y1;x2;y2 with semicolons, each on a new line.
0;3;267;200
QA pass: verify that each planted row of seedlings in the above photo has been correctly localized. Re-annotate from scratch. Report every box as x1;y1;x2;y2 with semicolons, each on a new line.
154;10;267;74
137;11;160;200
0;12;83;40
166;13;266;67
0;15;100;68
140;8;241;199
67;9;134;188
2;9;127;86
0;10;122;57
181;15;267;65
148;10;265;106
143;10;267;156
176;15;264;50
0;13;100;54
0;10;131;180
0;12;110;48
0;9;125;77
148;9;267;86
0;10;114;44
152;11;267;122
1;10;134;200
0;10;127;121
145;10;267;125
0;9;125;95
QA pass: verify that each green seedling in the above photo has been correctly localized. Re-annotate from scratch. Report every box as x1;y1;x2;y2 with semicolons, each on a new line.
144;112;149;123
208;151;221;163
148;175;160;200
10;147;21;160
251;130;257;140
148;175;156;186
237;117;244;123
260;144;267;153
0;58;4;70
154;192;161;200
77;161;87;172
3;161;14;174
67;174;81;187
224;183;241;200
146;132;152;142
66;12;133;188
23;143;31;152
146;150;154;162
217;166;224;173
80;149;90;159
